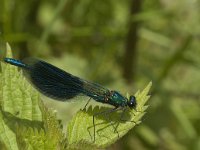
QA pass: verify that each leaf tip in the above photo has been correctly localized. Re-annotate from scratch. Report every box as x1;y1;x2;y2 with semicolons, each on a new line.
148;81;153;88
6;43;13;58
143;81;152;95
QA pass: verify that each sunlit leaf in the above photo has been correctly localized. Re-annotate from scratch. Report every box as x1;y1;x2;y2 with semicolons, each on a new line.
67;82;152;148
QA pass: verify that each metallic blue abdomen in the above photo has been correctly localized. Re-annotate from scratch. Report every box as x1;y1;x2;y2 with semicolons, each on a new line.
4;58;26;68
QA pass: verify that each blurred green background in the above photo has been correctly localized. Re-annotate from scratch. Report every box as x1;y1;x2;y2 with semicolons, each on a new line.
0;0;200;149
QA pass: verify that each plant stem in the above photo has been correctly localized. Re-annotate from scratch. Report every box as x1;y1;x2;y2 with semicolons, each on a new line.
122;0;142;84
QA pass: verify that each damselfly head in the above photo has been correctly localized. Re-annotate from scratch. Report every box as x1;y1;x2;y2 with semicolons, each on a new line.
128;95;137;109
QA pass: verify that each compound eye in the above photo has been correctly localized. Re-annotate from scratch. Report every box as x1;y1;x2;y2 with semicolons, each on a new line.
128;95;137;109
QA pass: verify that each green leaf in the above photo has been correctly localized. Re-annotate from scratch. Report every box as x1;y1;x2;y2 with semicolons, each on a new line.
67;82;152;148
0;110;19;150
41;103;67;149
0;43;43;150
14;104;67;150
0;43;68;149
1;43;42;121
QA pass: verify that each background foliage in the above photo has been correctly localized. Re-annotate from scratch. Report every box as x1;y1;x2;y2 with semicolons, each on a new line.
0;0;200;149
